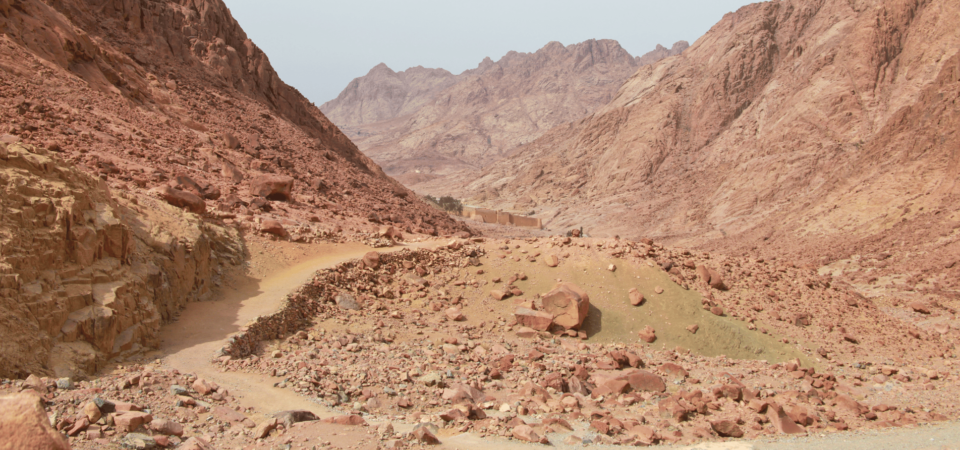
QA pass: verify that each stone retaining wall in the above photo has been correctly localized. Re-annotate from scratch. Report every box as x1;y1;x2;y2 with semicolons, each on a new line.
219;244;483;359
462;207;542;229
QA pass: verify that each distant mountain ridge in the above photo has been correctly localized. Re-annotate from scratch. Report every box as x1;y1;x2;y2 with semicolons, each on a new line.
321;39;689;186
436;0;960;291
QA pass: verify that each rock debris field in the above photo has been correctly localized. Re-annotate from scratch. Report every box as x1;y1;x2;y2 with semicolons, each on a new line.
7;235;958;449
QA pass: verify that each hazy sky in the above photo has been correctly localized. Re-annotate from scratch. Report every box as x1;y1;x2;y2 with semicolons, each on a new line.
223;1;757;105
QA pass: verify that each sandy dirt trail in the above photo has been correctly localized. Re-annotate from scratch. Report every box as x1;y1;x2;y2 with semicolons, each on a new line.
155;241;434;419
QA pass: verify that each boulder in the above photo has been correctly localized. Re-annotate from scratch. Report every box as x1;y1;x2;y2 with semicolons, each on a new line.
766;402;806;434
260;219;285;236
114;411;153;432
152;185;205;213
221;160;245;182
708;267;728;290
222;132;240;149
253;418;277;439
83;401;102;423
362;251;380;269
711;420;744;438
638;325;656;343
628;288;644;306
512;424;548;444
541;282;590;330
445;307;465;321
515;307;553;331
322;415;366;426
379;226;403;240
249;174;294;201
192;378;218;395
179;437;213;450
628;370;666;392
119;433;157;449
149;418;184;436
545;254;559;267
335;293;360;310
515;327;538;338
412;426;440;444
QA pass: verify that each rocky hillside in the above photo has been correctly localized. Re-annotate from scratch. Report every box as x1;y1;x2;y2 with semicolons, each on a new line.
454;0;960;291
322;40;689;187
0;0;470;379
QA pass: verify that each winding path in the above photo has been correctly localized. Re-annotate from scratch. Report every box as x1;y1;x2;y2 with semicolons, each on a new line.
155;241;429;418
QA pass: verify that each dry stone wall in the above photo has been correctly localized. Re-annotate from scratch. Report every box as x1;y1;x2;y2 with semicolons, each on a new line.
219;243;485;359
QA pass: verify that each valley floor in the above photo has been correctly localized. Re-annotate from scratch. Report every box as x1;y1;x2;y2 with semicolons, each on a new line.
5;221;959;449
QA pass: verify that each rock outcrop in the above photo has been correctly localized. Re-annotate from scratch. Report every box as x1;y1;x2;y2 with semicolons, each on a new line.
322;40;688;188
0;142;240;378
0;0;471;378
454;0;960;286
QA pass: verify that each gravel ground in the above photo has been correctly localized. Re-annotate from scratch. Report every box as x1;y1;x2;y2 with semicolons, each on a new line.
707;421;960;450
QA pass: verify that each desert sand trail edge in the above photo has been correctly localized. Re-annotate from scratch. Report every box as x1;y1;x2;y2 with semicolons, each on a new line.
154;241;440;419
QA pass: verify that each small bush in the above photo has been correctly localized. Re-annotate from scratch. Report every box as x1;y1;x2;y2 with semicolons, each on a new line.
422;194;463;214
438;196;463;215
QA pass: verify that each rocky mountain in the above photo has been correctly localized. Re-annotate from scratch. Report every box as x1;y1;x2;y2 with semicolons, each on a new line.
0;0;469;379
635;41;689;66
321;39;689;187
450;0;960;289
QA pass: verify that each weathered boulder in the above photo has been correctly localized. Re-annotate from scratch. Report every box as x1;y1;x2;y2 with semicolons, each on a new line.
628;370;666;392
767;402;806;434
151;185;205;214
335;293;360;310
515;307;553;331
114;411;153;432
249;174;294;201
193;378;218;395
512;424;548;444
711;420;744;437
638;325;657;343
322;415;367;425
445;307;465;321
149;418;184;436
541;282;590;330
0;392;71;450
490;289;509;301
222;132;241;149
379;226;403;240
272;410;319;428
629;288;644;306
362;251;380;269
260;219;286;236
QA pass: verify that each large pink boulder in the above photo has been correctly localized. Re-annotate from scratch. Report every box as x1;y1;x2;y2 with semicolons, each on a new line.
542;282;590;330
0;392;70;450
249;174;294;201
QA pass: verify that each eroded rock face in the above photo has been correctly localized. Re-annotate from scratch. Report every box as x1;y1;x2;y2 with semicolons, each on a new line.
0;0;473;377
541;282;590;330
0;143;240;378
